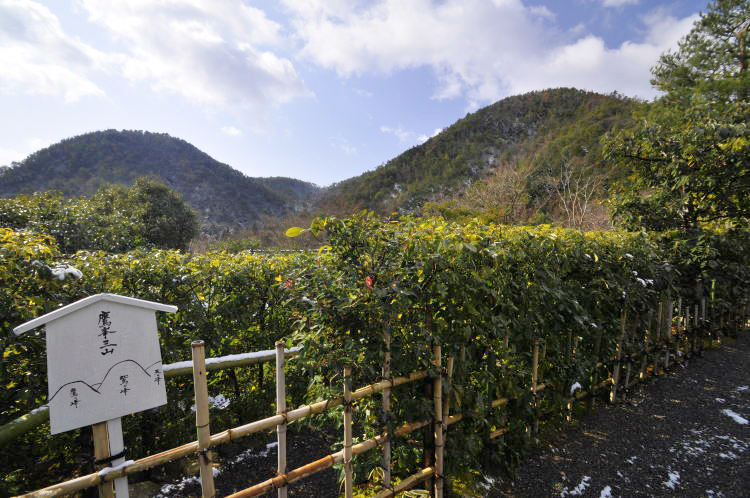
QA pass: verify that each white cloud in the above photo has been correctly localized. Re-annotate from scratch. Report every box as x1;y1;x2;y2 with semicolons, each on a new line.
383;125;443;145
380;125;415;142
0;1;311;112
76;0;310;110
220;125;242;136
284;0;698;104
0;136;51;166
330;136;357;155
0;0;106;101
354;88;373;97
601;0;639;7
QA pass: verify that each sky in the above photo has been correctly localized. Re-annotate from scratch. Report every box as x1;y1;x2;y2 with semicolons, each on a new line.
0;0;708;186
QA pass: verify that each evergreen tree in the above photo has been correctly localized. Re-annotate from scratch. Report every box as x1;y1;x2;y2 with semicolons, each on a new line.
606;0;750;230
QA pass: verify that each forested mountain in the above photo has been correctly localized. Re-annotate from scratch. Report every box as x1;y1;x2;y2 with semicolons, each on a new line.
0;130;320;233
314;88;637;227
0;89;637;238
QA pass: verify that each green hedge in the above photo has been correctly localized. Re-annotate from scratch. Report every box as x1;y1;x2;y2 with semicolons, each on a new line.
2;216;749;494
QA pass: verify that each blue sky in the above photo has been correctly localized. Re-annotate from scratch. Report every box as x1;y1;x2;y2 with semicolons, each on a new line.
0;0;707;186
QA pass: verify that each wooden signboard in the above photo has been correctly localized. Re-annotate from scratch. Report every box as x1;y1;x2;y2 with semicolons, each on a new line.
14;293;177;497
14;293;177;434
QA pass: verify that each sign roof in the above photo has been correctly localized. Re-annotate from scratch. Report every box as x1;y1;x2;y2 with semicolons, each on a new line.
13;293;178;335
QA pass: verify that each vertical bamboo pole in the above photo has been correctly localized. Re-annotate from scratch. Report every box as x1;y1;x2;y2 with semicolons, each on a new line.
664;294;674;371
442;357;455;434
275;341;288;498
674;296;687;365
685;305;692;358
433;344;444;498
92;422;114;498
591;329;603;410
192;340;215;498
693;298;703;353
610;310;627;403
531;340;540;435
567;338;576;423
382;329;392;490
441;355;455;492
653;299;663;376
343;366;354;498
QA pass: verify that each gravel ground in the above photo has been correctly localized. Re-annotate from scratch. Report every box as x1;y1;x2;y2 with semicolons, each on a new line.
150;424;340;497
490;332;750;498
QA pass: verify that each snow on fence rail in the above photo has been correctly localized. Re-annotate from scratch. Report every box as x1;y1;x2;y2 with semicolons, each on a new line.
11;297;744;498
0;347;302;446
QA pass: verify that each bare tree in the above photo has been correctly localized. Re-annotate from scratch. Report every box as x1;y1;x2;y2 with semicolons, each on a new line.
464;162;530;223
552;163;603;229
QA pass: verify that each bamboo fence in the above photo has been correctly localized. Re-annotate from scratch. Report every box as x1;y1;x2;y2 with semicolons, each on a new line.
11;295;741;498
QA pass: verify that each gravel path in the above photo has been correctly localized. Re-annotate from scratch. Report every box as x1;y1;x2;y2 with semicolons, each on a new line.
490;332;750;498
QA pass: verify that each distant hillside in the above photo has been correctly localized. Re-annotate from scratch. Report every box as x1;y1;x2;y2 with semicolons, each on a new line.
0;130;320;233
313;88;637;224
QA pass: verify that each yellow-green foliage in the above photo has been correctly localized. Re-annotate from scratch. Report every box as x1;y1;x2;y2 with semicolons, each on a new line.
3;214;750;494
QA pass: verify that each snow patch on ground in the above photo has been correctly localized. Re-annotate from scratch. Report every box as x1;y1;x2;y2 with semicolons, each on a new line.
662;470;680;489
154;442;279;498
561;475;591;496
721;409;748;425
155;475;200;497
599;485;613;498
230;442;278;465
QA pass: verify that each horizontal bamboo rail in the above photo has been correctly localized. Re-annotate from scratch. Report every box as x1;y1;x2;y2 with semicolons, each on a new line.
227;419;433;497
0;348;301;446
371;468;435;498
14;370;428;498
228;414;466;498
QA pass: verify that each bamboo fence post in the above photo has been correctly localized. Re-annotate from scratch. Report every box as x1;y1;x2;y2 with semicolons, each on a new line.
382;329;392;490
591;329;603;411
610;310;627;403
92;422;115;498
433;344;444;498
664;294;674;371
275;341;288;498
343;366;354;498
622;321;632;399
653;299;663;376
531;340;540;435
566;338;576;423
442;356;455;440
192;340;216;498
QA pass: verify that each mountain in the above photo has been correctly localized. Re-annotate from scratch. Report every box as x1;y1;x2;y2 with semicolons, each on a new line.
0;130;320;233
313;88;637;225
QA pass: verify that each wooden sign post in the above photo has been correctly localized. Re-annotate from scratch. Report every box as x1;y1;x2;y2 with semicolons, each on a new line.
14;293;177;497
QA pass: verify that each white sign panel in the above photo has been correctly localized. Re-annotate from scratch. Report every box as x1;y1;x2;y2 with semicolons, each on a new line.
13;295;175;435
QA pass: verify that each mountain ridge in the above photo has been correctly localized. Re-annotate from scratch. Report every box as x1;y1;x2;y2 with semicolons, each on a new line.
0;129;320;233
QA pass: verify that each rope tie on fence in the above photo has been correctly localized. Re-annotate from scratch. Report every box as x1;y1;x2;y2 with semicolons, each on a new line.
196;422;210;429
274;470;290;488
94;447;128;466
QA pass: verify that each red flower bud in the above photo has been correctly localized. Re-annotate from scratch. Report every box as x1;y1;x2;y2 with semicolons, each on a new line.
365;276;374;289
